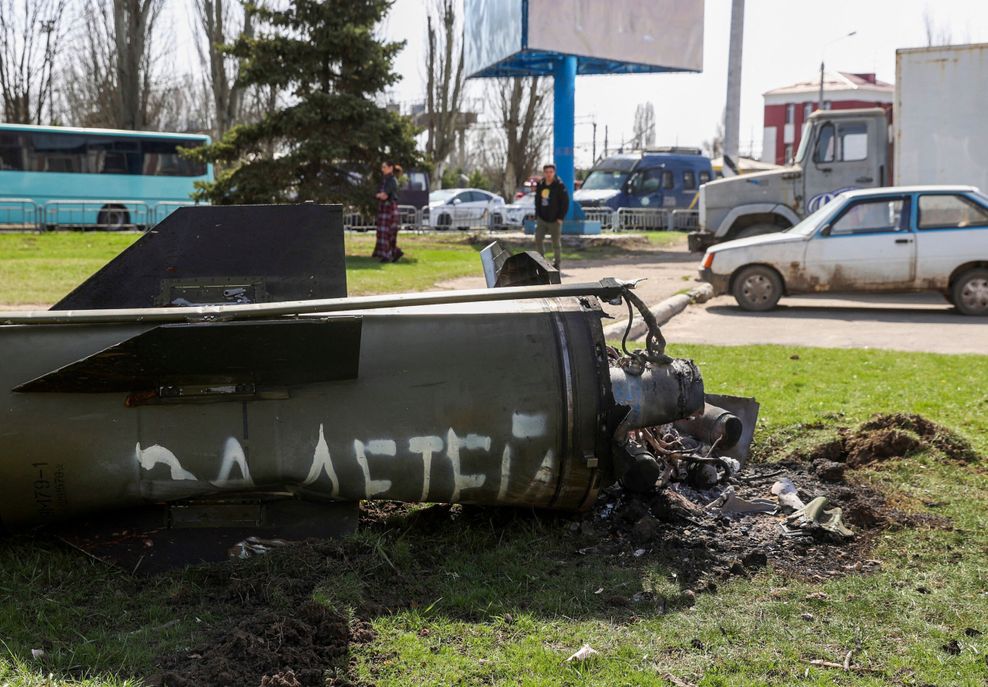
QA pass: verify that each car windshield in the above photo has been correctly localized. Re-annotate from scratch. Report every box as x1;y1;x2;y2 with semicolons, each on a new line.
786;200;842;236
429;189;459;203
581;170;628;191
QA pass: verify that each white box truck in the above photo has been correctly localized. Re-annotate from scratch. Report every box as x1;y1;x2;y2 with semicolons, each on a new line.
690;43;988;251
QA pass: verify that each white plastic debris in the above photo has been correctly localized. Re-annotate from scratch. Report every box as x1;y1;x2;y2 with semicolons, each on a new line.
566;644;599;662
31;649;44;660
771;478;806;513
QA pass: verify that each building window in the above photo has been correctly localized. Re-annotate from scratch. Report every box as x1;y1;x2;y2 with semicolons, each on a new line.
823;100;832;110
785;104;795;124
803;103;814;120
784;143;793;162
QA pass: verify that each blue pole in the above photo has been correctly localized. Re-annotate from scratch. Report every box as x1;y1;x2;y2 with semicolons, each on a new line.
553;55;582;220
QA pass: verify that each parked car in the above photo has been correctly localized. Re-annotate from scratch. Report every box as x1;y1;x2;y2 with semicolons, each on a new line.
424;188;506;229
504;193;535;225
698;185;988;315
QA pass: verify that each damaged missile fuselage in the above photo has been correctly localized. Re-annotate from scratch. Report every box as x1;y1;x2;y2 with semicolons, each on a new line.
0;204;750;533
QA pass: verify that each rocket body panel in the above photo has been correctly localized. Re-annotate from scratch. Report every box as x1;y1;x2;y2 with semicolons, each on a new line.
0;297;616;526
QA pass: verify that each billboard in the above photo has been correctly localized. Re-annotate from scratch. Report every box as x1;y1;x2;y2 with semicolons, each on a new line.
464;0;524;79
465;0;704;77
527;0;703;72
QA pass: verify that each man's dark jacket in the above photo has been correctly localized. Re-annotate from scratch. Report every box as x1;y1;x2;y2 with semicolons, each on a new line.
534;177;569;222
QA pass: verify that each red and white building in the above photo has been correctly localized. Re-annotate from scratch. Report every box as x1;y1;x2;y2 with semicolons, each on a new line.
761;72;893;166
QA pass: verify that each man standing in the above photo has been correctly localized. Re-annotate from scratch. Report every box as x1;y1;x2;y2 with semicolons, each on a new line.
534;163;569;269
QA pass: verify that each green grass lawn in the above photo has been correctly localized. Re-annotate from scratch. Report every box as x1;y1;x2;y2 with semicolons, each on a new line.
0;345;985;686
0;230;682;306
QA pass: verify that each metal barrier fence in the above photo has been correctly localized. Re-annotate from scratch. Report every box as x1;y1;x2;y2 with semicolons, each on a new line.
42;200;153;230
0;197;700;234
0;198;201;231
0;198;40;229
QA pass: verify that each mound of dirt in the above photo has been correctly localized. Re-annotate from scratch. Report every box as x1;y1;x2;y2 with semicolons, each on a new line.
147;539;380;687
151;601;372;687
806;413;979;468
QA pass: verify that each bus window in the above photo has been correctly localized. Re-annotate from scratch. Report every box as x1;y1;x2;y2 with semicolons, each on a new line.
662;170;674;190
29;133;86;173
699;170;711;184
142;139;207;177
683;171;696;190
87;136;141;175
0;134;23;170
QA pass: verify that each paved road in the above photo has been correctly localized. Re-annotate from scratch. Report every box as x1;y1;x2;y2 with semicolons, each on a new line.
436;247;699;323
663;292;988;355
440;242;988;355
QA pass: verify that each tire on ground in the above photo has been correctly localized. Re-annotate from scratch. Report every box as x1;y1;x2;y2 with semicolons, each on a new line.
951;267;988;316
732;265;783;311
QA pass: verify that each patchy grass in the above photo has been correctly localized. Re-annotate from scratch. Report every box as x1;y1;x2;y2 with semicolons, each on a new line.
0;230;681;305
0;350;984;685
0;232;140;306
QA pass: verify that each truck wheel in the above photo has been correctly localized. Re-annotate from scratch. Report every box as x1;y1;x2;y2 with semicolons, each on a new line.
733;223;781;240
952;268;988;316
733;265;783;311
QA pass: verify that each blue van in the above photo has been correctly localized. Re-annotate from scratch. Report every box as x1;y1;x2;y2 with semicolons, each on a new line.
575;147;713;211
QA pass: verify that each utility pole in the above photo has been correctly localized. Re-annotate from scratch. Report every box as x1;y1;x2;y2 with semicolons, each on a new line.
819;31;857;108
603;125;608;158
591;121;597;162
723;0;745;177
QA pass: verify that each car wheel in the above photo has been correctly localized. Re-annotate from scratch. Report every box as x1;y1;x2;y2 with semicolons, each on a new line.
436;213;452;229
952;268;988;316
733;223;781;240
732;265;783;311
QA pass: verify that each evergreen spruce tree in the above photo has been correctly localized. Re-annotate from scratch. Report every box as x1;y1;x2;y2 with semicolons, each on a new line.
188;0;419;208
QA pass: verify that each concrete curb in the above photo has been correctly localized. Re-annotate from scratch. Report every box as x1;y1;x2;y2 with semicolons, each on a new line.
602;283;714;341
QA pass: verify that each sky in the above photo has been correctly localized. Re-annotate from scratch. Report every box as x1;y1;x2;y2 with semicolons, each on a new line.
375;0;988;166
164;0;988;167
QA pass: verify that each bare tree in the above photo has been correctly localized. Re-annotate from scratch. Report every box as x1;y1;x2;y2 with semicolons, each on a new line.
487;77;550;199
0;0;67;124
922;7;953;47
63;0;166;129
702;116;724;158
193;0;254;137
424;0;465;185
631;102;656;150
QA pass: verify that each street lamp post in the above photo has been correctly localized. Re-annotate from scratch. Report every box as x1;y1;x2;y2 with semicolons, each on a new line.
818;31;857;109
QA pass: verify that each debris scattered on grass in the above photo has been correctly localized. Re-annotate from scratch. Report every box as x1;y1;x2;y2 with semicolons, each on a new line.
577;413;959;589
942;639;962;655
566;644;598;662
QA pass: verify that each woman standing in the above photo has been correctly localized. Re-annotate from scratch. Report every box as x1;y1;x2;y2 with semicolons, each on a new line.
373;160;404;263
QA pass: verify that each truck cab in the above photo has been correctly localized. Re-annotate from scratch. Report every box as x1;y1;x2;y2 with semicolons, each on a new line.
576;148;713;213
690;108;889;251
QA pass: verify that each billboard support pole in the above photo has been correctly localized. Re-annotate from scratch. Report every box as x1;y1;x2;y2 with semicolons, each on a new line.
552;55;583;220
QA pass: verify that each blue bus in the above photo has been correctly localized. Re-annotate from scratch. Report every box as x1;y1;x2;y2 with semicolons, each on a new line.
0;123;212;229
